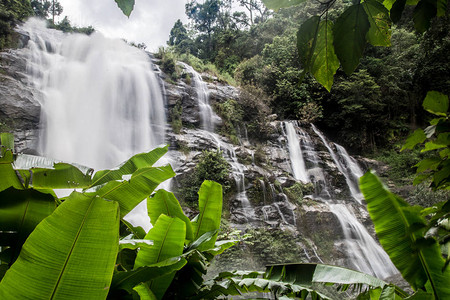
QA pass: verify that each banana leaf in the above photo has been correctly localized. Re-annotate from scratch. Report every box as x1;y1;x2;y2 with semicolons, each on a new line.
90;146;168;188
360;171;450;298
134;214;186;299
95;165;175;218
147;189;194;241
0;191;120;299
0;187;56;263
191;180;222;251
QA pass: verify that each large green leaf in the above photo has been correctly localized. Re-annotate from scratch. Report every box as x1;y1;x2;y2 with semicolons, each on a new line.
0;188;56;262
334;4;370;75
95;165;175;218
297;17;339;91
413;0;438;33
363;0;392;47
360;172;450;298
114;0;135;17
0;133;14;156
0;152;23;191
401;129;427;151
134;215;186;299
422;91;449;117
192;180;223;251
12;154;93;189
261;0;306;11
0;192;120;299
90;146;168;188
110;257;187;294
147;189;194;241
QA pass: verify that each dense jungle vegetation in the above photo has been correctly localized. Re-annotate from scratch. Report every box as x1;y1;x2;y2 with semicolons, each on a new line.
0;0;449;299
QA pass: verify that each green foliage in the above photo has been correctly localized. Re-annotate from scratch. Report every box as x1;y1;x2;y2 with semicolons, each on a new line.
360;171;450;298
156;47;180;81
0;0;33;49
114;0;135;17
215;99;244;144
178;150;231;204
401;91;450;190
375;148;422;185
50;16;95;35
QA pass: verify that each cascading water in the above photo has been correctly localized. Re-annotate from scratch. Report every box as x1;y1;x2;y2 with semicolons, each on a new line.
21;19;167;231
23;19;166;170
311;124;363;203
178;62;220;132
284;122;308;183
283;121;398;278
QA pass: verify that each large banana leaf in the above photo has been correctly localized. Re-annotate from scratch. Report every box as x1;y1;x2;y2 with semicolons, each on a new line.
110;257;187;294
0;192;120;299
0;187;56;263
90;146;168;188
13;154;93;189
134;214;186;299
95;165;175;218
147;189;194;241
360;171;450;298
0;150;23;191
191;180;222;251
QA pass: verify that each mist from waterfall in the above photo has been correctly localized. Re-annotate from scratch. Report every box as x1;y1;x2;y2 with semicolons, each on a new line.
22;19;166;171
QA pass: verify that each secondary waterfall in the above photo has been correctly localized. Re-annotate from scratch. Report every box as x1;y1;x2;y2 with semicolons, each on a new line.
23;19;166;170
283;121;397;278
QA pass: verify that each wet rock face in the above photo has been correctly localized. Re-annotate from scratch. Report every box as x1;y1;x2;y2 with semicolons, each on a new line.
0;48;41;153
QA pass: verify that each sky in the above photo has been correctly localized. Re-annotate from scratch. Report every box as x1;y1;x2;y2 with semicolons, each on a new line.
58;0;189;51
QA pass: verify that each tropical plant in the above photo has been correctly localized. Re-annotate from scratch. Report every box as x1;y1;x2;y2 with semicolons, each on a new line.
262;0;448;92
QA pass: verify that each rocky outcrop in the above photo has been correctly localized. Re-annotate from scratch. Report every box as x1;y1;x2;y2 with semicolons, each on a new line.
0;45;41;153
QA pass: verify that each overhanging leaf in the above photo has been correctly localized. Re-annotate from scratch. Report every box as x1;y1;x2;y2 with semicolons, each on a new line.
114;0;135;17
401;129;427;151
422;91;449;117
389;0;407;23
0;192;120;299
413;0;438;33
0;151;23;191
147;189;194;241
363;0;392;47
334;4;370;75
298;17;339;91
261;0;306;11
0;133;14;155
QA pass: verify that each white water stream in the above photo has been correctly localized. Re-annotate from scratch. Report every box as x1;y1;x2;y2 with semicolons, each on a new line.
21;19;167;231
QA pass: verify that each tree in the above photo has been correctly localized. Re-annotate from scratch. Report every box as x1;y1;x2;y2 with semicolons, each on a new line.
31;0;62;23
238;0;270;25
167;19;193;53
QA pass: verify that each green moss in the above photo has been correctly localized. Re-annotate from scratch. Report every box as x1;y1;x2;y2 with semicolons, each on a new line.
170;99;183;134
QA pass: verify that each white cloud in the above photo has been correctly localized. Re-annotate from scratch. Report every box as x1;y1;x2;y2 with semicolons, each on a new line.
58;0;189;51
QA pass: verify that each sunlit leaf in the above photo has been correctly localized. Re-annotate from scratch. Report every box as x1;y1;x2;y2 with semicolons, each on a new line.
114;0;135;17
401;129;426;151
134;215;186;299
192;181;223;251
0;192;120;299
334;4;370;75
95;164;175;218
91;146;168;188
262;0;306;11
422;91;449;117
147;189;194;241
363;0;392;46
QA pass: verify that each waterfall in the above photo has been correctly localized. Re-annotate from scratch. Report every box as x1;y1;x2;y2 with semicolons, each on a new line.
330;204;397;279
21;19;167;231
311;124;363;203
178;62;220;132
283;122;398;278
284;122;309;182
23;19;166;170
